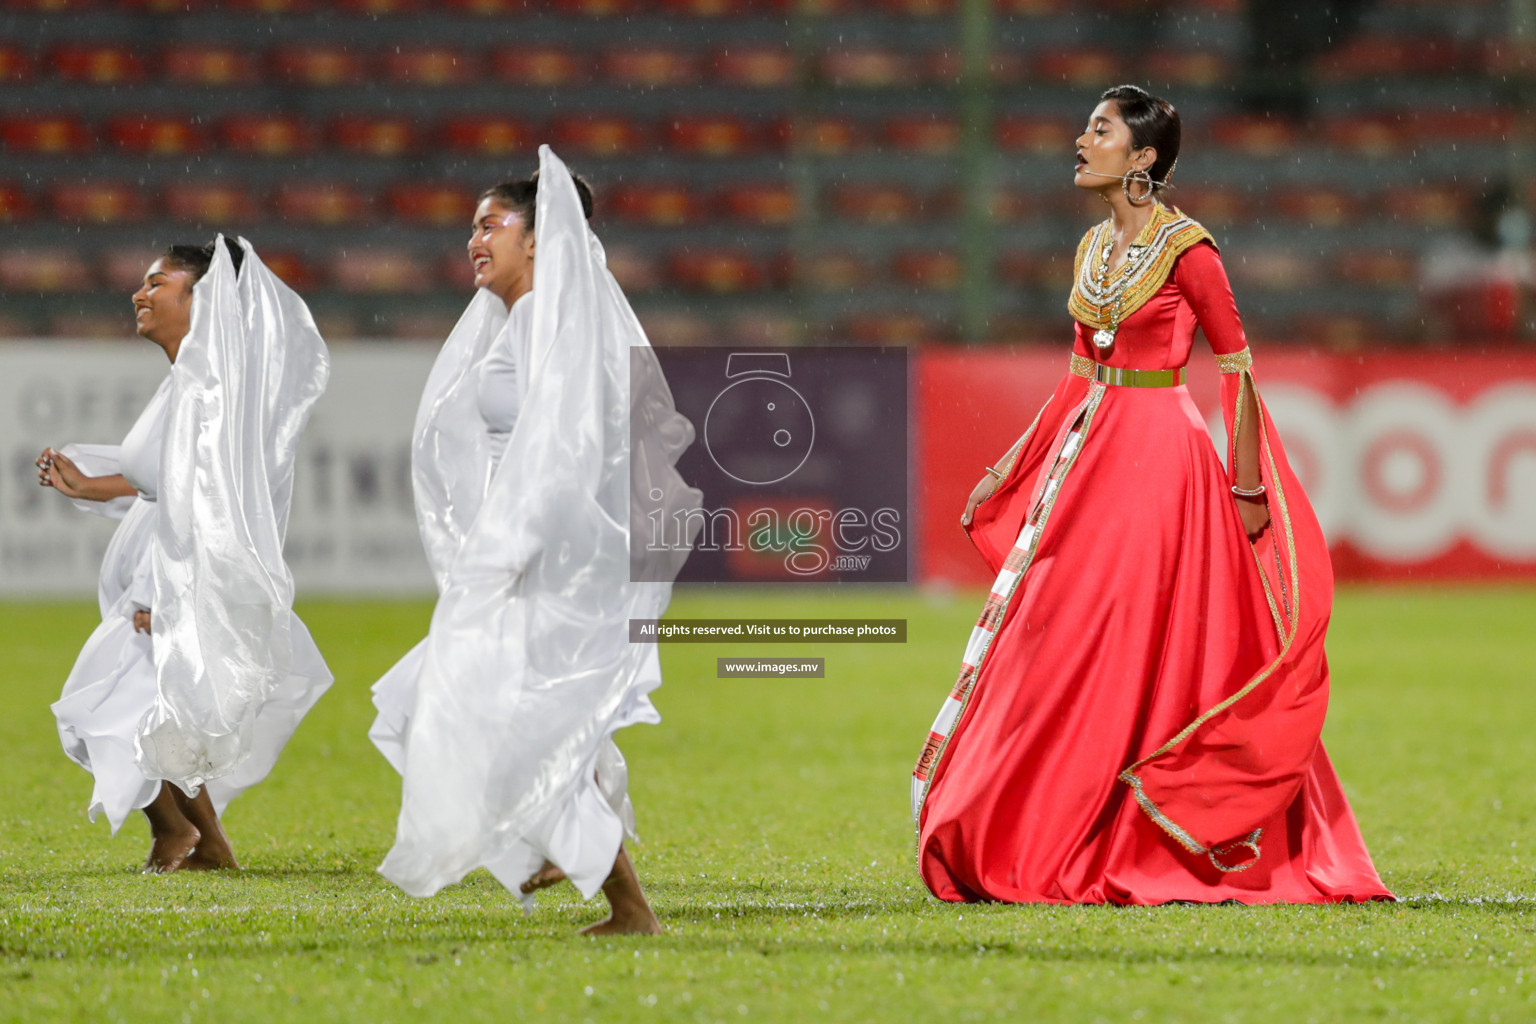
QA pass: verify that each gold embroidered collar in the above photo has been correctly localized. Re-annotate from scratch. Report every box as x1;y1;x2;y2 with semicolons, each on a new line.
1067;205;1214;331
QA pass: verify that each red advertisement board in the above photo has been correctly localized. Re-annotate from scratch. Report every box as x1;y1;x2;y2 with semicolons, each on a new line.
917;348;1536;584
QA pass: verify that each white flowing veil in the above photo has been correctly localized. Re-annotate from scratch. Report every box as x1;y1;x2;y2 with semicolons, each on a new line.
134;237;331;791
380;146;701;897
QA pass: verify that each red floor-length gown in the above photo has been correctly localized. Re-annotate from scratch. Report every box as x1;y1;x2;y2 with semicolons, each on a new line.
913;208;1391;905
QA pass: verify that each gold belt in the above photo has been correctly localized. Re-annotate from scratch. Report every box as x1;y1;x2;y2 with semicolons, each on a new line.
1069;353;1185;388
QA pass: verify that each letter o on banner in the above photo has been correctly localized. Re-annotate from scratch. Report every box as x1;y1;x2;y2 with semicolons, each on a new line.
1465;383;1536;559
1258;385;1343;541
1348;383;1463;561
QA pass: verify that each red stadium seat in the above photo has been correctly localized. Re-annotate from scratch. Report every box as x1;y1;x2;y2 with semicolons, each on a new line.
829;184;924;223
333;248;431;293
51;182;149;224
759;0;856;12
1401;108;1515;143
1171;186;1249;228
550;115;648;156
666;115;757;156
1226;249;1317;291
0;182;32;221
387;183;473;226
107;115;205;156
670;249;768;293
274;182;369;225
0;249;90;293
222;114;315;156
0;46;34;82
442;0;529;11
118;0;214;10
839;313;943;345
0;116;91;153
1322;113;1405;157
1381;184;1471;228
52;44;145;84
993;0;1068;13
333;116;418;157
818;49;914;88
258;251;318;291
1208;114;1299;157
102;247;160;291
163;46;258;86
711;47;794;87
382;47;479;86
164;183;261;224
994;115;1074;154
609;183;704;226
997;250;1042;288
924;49;1028;86
1334;249;1418;288
441;117;535;156
439;249;475;291
1274;187;1358;228
791;251;872;291
224;0;314;11
872;0;955;13
893;250;961;290
336;0;421;11
1145;50;1233;87
785;116;865;155
719;183;796;225
601;48;699;87
271;46;369;87
727;311;800;347
638;311;714;347
554;0;639;14
1315;36;1468;81
4;0;97;10
601;244;663;293
1032;48;1121;85
660;0;753;13
885;116;959;155
987;186;1032;223
491;48;589;85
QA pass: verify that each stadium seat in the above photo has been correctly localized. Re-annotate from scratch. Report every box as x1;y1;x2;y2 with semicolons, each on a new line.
818;49;914;88
0;249;89;293
839;312;943;345
1208;114;1299;157
336;0;421;11
107;115;205;156
0;46;34;82
993;0;1069;14
442;0;527;13
163;182;260;224
224;0;314;11
670;249;768;292
1334;249;1418;288
987;186;1032;222
829;183;924;223
0;182;33;221
666;115;758;156
1381;184;1470;228
0;116;91;154
787;251;871;291
997;250;1042;289
271;45;369;87
4;0;97;10
1315;36;1468;81
1321;113;1405;158
609;183;704;226
102;247;159;291
274;182;369;225
994;115;1074;154
601;48;699;87
1400;108;1515;143
51;44;145;84
163;46;258;87
51;182;149;224
256;250;318;291
601;244;663;293
727;310;800;347
711;47;794;87
873;0;956;14
333;116;419;157
491;48;589;85
1171;186;1249;228
719;183;796;224
117;0;214;10
550;115;649;156
333;248;431;293
438;249;475;291
50;313;127;339
885;116;959;155
637;310;714;347
659;0;753;13
1145;50;1232;87
441;116;535;156
786;115;865;154
1031;48;1121;85
222;114;315;156
893;249;961;290
554;0;639;14
386;183;473;227
1274;187;1358;228
923;49;1027;85
1226;248;1317;290
382;47;478;86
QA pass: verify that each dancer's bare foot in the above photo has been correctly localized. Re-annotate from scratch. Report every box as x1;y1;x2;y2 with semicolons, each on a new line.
140;783;200;874
520;860;568;894
172;786;240;870
580;847;662;936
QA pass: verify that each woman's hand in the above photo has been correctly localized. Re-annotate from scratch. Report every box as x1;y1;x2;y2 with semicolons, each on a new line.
133;610;151;635
961;472;1001;528
36;448;89;499
1236;494;1271;542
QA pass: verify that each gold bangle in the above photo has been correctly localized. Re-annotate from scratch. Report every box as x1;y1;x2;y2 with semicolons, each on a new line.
985;465;1005;479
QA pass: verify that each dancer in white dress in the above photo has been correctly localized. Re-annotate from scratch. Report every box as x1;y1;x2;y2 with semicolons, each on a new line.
371;146;699;934
38;238;332;873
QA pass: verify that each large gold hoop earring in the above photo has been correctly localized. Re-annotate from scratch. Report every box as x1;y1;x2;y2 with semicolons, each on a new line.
1122;169;1155;204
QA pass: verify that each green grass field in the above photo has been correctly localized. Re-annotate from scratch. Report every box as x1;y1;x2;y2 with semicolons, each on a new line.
2;586;1534;1023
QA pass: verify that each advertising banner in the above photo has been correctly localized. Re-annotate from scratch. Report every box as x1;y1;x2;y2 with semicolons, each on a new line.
918;348;1536;585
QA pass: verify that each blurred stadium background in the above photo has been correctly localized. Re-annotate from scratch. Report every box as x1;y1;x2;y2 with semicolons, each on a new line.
1;0;1534;594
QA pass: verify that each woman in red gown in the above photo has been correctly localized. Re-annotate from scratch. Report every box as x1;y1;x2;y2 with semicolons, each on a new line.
912;85;1391;905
